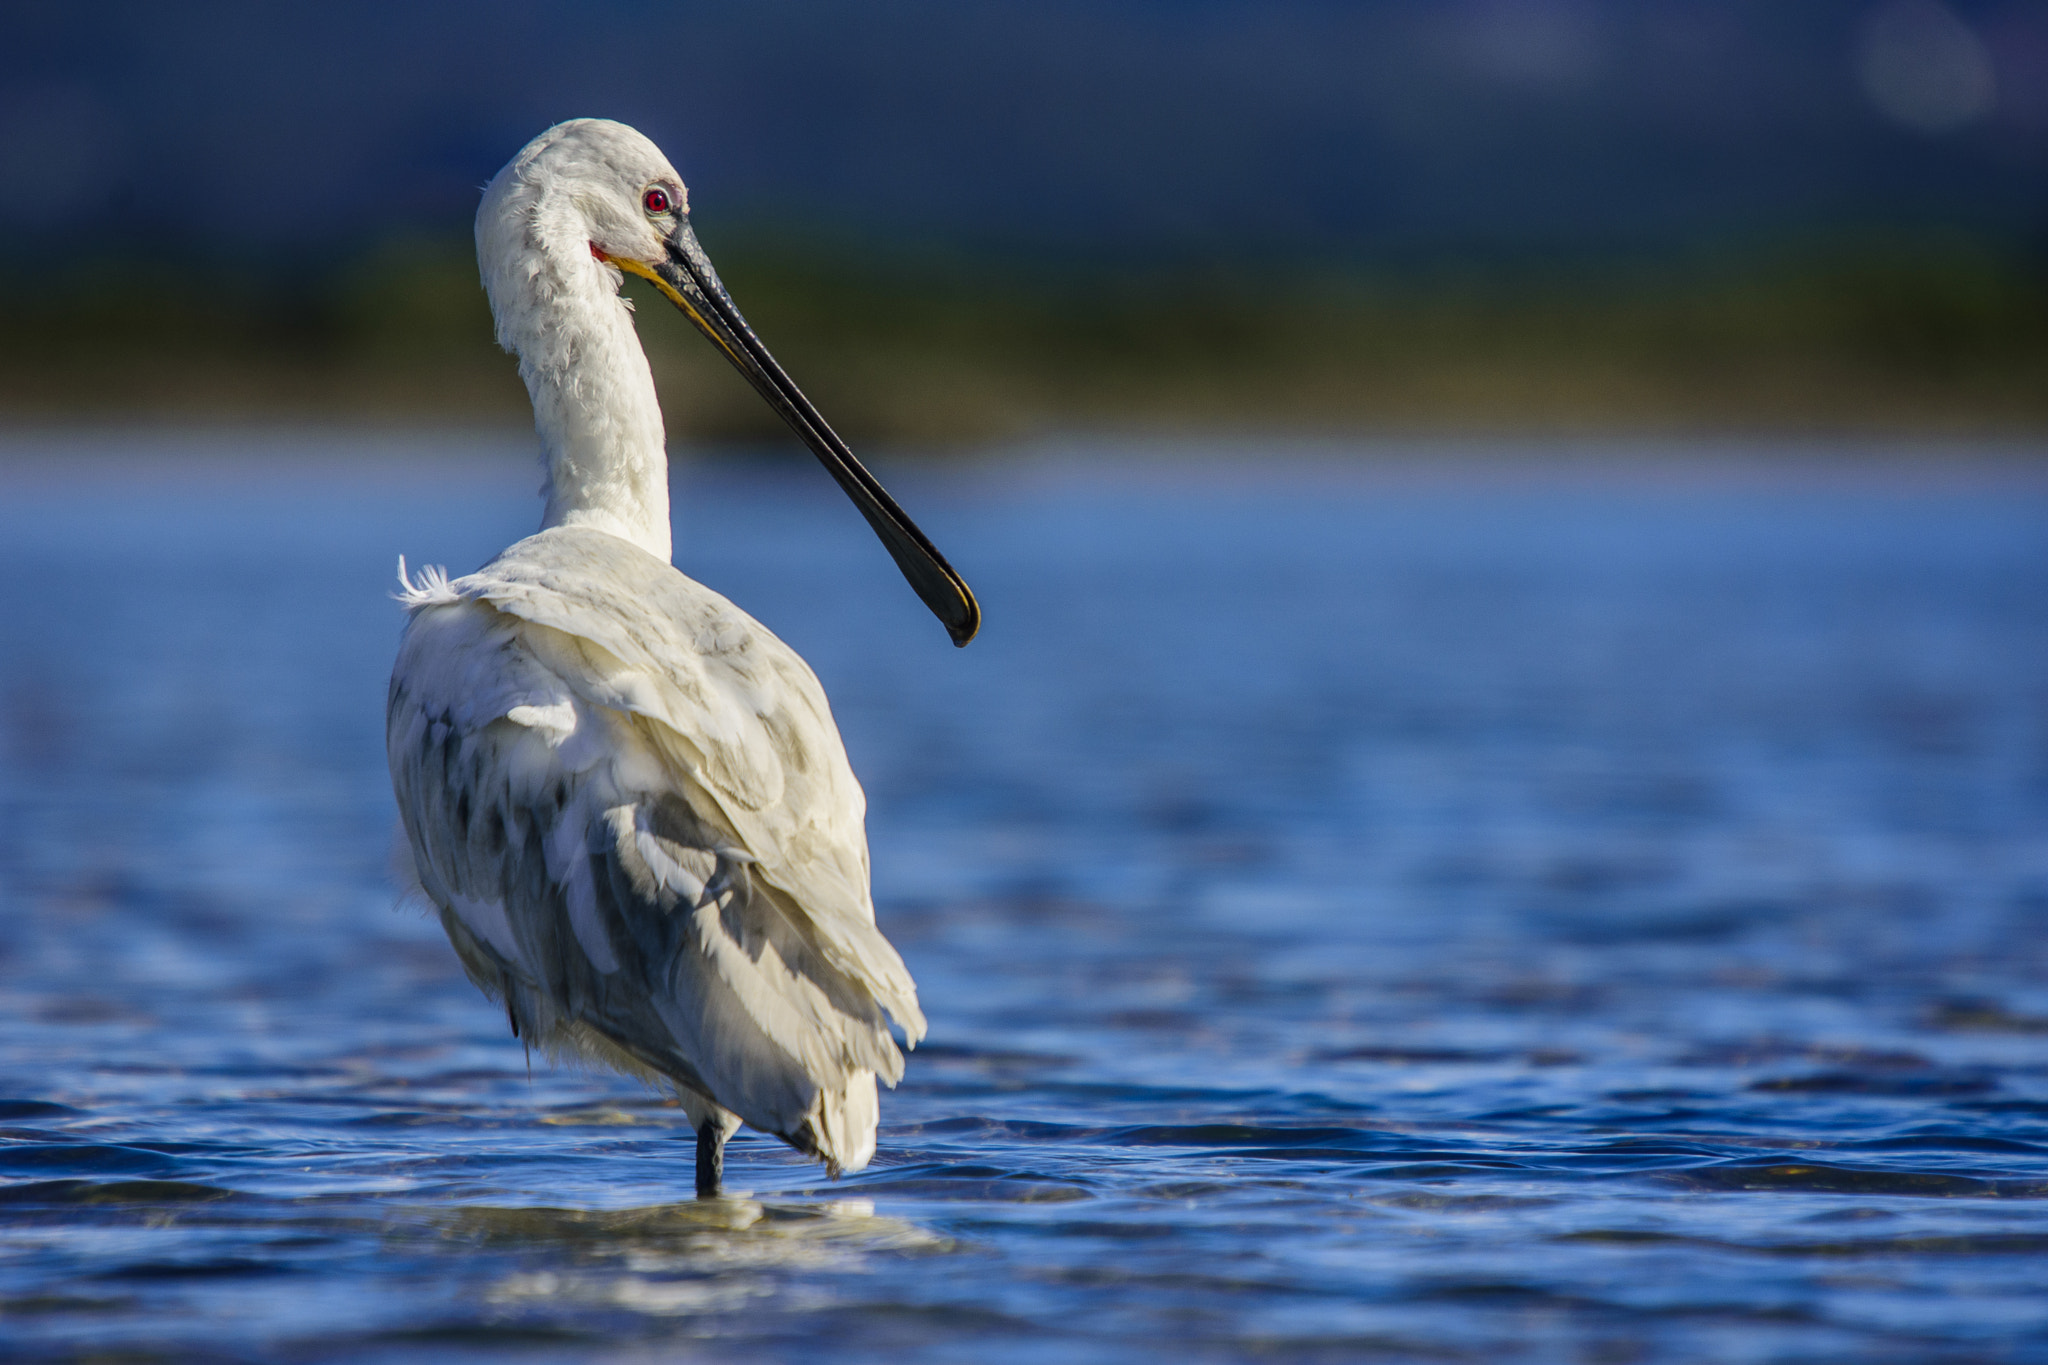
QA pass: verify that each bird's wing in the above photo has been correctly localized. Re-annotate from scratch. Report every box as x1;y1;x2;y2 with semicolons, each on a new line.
387;528;919;1168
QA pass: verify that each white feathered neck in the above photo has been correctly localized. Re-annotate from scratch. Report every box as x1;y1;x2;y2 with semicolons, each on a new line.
476;132;672;561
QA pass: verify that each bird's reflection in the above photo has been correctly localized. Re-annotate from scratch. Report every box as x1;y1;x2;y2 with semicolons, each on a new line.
424;1196;944;1258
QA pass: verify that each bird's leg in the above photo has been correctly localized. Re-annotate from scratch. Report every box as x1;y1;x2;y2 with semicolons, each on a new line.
695;1123;724;1199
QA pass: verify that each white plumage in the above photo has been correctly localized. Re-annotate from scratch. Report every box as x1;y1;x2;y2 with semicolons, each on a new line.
387;120;972;1184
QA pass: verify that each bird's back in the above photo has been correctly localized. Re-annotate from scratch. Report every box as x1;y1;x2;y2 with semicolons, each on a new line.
387;526;923;1173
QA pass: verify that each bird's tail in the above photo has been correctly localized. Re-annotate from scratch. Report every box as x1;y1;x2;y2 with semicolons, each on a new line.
785;1071;880;1177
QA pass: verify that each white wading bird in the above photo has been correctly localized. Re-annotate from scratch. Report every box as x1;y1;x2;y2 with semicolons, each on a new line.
387;119;977;1197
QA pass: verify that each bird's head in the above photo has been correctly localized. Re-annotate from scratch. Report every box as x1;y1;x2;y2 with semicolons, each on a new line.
480;119;979;647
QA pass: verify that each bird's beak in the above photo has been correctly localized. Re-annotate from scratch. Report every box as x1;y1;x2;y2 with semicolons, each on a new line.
605;220;979;647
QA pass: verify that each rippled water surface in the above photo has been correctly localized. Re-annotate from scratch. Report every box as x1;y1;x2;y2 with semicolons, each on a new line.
3;437;2047;1363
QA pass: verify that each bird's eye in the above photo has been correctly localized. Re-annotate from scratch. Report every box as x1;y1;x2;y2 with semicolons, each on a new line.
643;187;672;216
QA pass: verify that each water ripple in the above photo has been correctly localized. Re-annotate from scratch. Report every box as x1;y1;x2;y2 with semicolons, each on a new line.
3;444;2047;1362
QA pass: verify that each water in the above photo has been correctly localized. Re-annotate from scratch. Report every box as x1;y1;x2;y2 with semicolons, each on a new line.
2;435;2047;1363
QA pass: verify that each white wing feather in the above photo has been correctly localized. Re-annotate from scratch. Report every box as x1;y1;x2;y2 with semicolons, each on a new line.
388;526;921;1173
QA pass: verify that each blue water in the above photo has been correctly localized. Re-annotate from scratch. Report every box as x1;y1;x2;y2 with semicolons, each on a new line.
2;436;2047;1363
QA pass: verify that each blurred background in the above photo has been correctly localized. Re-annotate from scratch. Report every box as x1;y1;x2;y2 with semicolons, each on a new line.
2;0;2045;440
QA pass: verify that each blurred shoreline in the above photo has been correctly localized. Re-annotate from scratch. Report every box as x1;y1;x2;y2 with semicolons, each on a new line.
3;428;2042;494
3;236;2042;447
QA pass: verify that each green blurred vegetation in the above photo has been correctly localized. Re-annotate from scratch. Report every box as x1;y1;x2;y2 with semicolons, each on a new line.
2;233;2043;443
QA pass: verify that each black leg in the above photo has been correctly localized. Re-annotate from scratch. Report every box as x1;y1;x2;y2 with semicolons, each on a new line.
695;1123;724;1198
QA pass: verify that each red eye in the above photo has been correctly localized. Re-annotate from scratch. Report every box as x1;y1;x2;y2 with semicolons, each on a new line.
643;187;672;215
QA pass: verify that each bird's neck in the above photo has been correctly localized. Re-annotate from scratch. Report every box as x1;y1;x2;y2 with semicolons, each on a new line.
491;236;673;562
